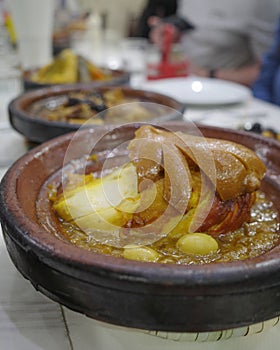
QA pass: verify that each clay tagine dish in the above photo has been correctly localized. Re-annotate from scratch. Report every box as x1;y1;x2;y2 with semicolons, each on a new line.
1;121;280;333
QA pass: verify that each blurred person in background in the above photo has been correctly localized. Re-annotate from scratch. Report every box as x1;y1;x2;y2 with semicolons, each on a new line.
252;17;280;105
135;0;179;38
148;0;280;86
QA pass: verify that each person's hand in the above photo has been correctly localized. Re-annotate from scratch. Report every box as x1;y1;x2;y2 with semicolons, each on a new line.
148;17;180;49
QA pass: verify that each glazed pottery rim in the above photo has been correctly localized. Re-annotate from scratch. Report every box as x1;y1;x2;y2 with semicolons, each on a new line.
9;84;185;130
1;123;280;291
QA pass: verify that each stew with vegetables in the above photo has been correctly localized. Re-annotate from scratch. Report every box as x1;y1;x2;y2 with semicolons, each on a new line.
50;125;280;265
28;89;166;125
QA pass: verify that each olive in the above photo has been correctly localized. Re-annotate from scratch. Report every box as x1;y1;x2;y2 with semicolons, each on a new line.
243;122;262;133
176;233;218;255
123;245;160;262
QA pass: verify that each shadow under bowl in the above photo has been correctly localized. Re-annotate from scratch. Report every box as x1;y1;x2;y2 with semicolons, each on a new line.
1;122;280;333
8;85;185;144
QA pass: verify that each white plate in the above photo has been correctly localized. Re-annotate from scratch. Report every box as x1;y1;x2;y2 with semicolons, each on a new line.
139;77;252;105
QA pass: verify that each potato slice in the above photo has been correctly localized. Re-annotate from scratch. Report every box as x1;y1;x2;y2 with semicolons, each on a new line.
71;206;128;233
53;163;138;222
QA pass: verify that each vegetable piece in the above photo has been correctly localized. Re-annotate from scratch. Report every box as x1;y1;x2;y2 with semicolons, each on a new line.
31;49;78;84
70;206;128;233
53;163;138;222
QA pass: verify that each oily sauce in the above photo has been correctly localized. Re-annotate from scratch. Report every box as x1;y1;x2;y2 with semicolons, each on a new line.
55;191;280;265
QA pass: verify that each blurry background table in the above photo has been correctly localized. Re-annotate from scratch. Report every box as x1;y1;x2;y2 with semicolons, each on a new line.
1;76;280;349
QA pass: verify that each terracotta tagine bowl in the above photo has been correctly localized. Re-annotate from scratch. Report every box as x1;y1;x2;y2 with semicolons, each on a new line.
8;85;185;143
1;121;280;333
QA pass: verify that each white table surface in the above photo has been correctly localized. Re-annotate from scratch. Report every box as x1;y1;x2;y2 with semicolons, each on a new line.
1;77;280;349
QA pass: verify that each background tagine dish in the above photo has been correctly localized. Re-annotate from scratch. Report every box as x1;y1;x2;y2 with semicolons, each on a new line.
8;86;184;143
26;88;177;125
26;49;114;84
23;49;129;90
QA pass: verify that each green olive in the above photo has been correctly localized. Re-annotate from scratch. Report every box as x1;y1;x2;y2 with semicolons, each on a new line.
123;245;160;262
176;233;218;255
